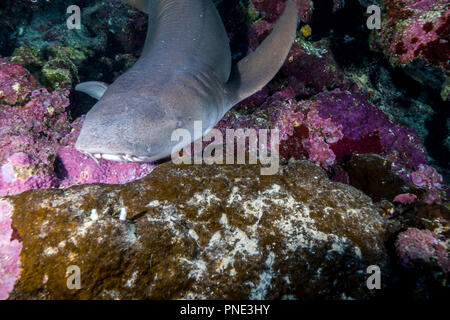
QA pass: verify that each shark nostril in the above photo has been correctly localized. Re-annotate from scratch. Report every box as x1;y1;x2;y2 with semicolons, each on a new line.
72;0;297;164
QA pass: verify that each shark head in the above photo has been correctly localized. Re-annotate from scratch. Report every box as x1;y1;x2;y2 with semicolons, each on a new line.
75;0;297;164
75;82;221;162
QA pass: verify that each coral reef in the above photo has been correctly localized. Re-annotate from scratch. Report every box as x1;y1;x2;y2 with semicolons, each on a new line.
393;193;418;204
56;145;157;186
0;59;38;105
0;199;22;300
0;0;448;301
395;228;449;274
0;60;157;197
216;87;444;203
0;68;72;196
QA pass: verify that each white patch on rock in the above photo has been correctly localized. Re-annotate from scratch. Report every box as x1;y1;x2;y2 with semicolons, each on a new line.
188;229;199;242
187;189;220;216
119;207;127;221
125;224;137;245
181;258;207;281
219;213;228;225
147;200;160;208
58;241;66;249
125;271;138;288
90;209;99;221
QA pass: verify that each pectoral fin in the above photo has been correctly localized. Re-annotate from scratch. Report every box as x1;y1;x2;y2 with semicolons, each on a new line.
224;0;298;109
75;81;109;100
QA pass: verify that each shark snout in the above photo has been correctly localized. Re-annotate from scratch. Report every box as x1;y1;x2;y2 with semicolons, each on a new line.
75;115;150;161
74;110;178;162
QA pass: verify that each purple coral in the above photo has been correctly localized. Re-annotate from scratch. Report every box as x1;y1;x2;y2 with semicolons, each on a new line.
281;106;344;167
409;164;444;204
300;108;343;166
216;87;431;171
214;90;345;167
395;228;449;274
0;199;22;300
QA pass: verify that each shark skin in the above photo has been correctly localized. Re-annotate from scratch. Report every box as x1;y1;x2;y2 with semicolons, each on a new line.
75;0;298;163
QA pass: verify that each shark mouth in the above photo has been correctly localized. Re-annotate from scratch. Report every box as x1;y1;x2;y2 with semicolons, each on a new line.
80;150;171;163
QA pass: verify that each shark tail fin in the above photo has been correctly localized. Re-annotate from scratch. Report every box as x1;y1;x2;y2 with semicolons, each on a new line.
224;0;298;109
123;0;149;13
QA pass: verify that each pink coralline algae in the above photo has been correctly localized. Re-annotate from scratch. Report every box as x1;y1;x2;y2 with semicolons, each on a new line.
55;117;157;186
0;67;72;166
0;199;22;300
374;0;450;70
0;59;38;105
0;152;59;197
213;88;300;153
216;87;434;178
282;106;344;167
247;20;275;51
280;39;348;97
393;193;418;204
0;61;157;196
410;164;444;204
395;228;449;274
56;146;157;186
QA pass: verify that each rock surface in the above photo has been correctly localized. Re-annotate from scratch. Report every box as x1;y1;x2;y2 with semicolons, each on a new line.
6;160;389;300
